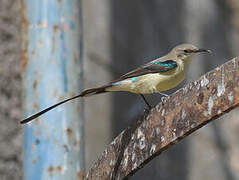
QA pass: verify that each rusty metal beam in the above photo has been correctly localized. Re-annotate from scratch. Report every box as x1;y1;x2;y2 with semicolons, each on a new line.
86;57;239;179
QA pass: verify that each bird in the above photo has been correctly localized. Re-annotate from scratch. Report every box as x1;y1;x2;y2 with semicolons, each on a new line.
21;44;211;124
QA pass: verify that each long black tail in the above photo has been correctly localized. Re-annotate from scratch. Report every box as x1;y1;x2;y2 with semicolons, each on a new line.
20;85;110;124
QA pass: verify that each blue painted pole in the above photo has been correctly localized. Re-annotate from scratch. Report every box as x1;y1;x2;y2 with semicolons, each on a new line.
21;0;85;179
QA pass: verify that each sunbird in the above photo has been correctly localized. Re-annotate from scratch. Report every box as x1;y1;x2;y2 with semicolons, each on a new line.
21;44;211;124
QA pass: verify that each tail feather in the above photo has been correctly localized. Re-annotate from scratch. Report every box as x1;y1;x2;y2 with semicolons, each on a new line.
20;85;111;124
80;85;111;97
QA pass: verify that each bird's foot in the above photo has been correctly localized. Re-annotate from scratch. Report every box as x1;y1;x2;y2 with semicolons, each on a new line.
161;96;169;103
157;92;169;97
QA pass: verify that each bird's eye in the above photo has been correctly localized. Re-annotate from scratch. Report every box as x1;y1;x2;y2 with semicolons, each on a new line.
184;50;190;53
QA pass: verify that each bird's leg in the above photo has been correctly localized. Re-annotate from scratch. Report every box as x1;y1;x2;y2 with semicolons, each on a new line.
140;94;152;110
156;92;169;103
157;92;168;97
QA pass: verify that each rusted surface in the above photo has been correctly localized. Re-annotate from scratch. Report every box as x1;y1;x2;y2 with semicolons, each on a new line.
48;166;54;176
86;57;239;180
66;127;73;136
77;171;85;180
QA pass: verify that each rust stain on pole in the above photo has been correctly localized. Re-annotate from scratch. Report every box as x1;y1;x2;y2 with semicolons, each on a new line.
86;57;239;180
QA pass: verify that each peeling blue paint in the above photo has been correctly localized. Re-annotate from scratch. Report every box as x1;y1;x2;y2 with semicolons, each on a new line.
59;30;68;92
22;0;84;179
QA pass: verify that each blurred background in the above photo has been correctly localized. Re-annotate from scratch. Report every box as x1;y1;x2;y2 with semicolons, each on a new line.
2;0;239;179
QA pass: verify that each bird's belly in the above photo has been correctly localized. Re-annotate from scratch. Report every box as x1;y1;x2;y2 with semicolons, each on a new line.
136;72;185;93
108;70;185;94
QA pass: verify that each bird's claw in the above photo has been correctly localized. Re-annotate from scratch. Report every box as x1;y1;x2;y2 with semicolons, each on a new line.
161;96;168;103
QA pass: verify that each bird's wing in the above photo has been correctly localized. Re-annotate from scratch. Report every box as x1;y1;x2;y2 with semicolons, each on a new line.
113;59;178;82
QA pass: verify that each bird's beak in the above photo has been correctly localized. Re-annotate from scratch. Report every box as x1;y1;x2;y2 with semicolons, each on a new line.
194;49;212;53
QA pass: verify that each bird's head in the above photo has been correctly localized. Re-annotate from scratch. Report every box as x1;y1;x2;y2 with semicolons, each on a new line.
170;44;211;62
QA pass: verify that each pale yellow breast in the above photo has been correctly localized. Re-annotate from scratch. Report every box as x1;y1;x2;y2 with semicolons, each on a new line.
155;67;185;91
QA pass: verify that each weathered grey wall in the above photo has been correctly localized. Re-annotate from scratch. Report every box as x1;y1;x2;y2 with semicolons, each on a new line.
0;0;22;180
